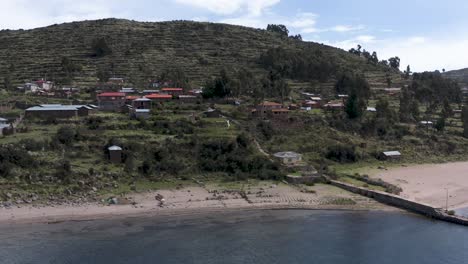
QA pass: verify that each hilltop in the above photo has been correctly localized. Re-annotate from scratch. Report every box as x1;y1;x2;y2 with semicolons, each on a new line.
444;68;468;86
0;18;403;89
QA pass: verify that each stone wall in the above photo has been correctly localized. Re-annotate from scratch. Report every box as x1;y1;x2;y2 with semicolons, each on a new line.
330;180;468;226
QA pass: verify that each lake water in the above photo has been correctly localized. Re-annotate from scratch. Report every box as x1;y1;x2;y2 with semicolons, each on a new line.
1;210;468;264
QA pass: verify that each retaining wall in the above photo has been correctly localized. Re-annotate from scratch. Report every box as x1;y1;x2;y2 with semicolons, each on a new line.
330;180;468;226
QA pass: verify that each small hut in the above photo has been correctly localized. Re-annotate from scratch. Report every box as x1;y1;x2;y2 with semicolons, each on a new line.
108;145;123;164
379;151;401;161
273;151;303;166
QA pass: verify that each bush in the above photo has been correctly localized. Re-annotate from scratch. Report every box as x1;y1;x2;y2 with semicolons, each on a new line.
325;144;358;163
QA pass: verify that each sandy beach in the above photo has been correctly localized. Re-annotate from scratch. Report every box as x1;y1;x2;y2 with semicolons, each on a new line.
372;162;468;210
0;182;391;225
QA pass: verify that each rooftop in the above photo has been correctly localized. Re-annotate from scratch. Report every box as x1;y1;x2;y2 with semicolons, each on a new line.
98;92;126;97
383;151;401;156
145;94;172;99
161;88;183;91
108;145;122;151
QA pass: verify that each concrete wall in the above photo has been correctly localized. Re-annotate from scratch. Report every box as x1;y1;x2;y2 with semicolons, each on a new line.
330;180;468;226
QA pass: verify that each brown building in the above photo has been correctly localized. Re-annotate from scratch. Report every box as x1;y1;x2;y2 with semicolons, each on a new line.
97;92;126;111
253;101;289;118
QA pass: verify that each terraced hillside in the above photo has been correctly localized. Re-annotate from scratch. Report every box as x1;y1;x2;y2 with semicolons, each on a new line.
0;18;403;88
444;68;468;86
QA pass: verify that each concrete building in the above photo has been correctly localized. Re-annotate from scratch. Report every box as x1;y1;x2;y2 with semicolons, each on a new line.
132;98;152;109
273;151;303;166
97;92;126;111
108;145;123;164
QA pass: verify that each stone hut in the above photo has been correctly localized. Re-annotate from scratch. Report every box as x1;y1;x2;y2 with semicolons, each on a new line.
273;151;303;166
108;145;123;164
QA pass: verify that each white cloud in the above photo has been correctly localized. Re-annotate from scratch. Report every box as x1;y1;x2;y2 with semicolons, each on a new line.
325;35;468;72
330;24;365;33
174;0;280;16
355;35;376;43
0;0;129;29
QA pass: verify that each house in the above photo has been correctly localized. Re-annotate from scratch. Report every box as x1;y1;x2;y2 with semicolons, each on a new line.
142;90;160;95
133;109;151;119
97;92;126;111
0;117;7;125
420;121;434;127
178;95;198;103
161;88;184;96
273;152;303;166
108;145;123;164
35;80;54;91
56;87;80;98
367;107;377;112
21;83;41;94
289;104;299;110
379;151;402;160
310;97;323;107
302;100;320;109
120;88;136;94
188;89;203;97
252;101;289;118
25;104;91;119
125;95;141;104
324;101;344;110
145;94;173;102
204;108;222;118
132;98;151;109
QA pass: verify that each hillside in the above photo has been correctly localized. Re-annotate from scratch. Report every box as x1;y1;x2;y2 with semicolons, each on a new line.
444;68;468;86
0;18;403;88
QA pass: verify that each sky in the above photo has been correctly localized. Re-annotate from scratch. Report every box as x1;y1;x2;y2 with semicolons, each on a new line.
1;0;468;72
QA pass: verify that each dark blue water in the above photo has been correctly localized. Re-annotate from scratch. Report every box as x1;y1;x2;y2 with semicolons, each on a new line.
1;210;468;264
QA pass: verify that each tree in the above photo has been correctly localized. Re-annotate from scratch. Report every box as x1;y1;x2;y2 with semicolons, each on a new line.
92;38;112;57
289;34;302;40
55;126;77;146
404;65;412;79
3;75;11;90
399;87;419;122
388;57;400;69
340;73;371;119
266;24;289;37
202;69;232;98
435;116;446;132
370;52;379;64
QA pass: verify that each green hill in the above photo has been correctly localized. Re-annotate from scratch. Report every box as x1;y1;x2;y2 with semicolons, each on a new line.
444;68;468;86
0;18;403;88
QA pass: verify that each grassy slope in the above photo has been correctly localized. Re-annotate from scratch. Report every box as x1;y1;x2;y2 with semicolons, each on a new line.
0;19;402;88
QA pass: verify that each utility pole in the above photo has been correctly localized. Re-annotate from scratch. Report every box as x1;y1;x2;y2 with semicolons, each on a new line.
446;188;449;212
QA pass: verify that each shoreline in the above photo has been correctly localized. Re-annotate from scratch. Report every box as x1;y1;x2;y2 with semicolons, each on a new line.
368;161;468;210
0;183;394;225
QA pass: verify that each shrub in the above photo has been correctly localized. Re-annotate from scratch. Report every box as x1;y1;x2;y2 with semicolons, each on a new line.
325;144;358;163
